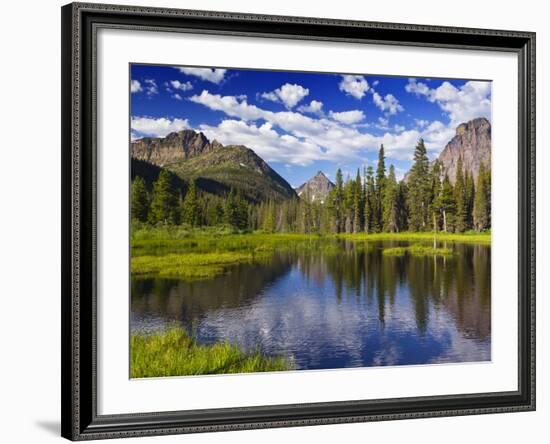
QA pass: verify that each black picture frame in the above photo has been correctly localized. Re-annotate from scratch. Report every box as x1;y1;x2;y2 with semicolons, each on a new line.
61;2;536;440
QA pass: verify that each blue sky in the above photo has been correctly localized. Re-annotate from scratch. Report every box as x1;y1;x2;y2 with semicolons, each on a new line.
130;64;491;187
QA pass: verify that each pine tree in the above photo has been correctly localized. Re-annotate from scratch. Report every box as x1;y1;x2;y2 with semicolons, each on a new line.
262;200;276;233
224;188;248;230
364;166;376;233
406;139;431;231
149;169;180;224
131;176;149;222
440;174;455;233
299;191;313;233
382;165;399;232
396;181;408;231
329;168;344;233
454;156;467;232
473;163;489;231
465;170;475;230
429;161;443;232
343;178;355;233
375;145;386;229
182;179;201;227
353;169;364;233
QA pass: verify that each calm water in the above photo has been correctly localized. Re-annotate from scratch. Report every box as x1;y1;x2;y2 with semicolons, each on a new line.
131;240;491;370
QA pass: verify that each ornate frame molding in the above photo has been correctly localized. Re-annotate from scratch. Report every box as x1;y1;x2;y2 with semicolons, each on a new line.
61;2;535;440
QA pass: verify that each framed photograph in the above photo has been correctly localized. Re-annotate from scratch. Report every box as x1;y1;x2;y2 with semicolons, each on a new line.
61;2;535;440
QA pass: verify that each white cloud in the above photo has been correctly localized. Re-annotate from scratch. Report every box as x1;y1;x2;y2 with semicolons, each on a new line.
188;89;460;165
405;78;491;126
189;90;378;162
415;119;429;129
405;78;431;96
131;116;190;137
130;80;142;93
189;90;266;121
329;110;365;125
298;100;323;115
377;117;390;129
169;80;193;91
393;124;405;133
177;67;227;84
372;92;404;115
260;83;309;109
339;75;370;99
143;79;158;96
172;93;183;101
200;120;321;166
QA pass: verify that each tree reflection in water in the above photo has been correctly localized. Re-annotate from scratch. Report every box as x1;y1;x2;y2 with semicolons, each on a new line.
131;240;491;370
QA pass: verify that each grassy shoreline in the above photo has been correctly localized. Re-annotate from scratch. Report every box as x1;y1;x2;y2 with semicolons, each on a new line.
130;226;490;279
131;328;291;378
132;225;491;251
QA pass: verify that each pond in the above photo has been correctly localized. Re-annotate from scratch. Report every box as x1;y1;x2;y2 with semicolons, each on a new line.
130;240;491;370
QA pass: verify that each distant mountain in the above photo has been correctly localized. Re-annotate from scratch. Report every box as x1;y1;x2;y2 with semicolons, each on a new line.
437;117;491;182
131;129;222;166
131;130;297;203
405;117;491;183
296;171;335;203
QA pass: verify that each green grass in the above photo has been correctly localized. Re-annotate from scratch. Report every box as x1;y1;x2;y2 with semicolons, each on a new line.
130;226;487;279
382;244;454;257
131;225;324;256
131;251;271;280
382;247;408;256
131;328;292;378
340;230;491;244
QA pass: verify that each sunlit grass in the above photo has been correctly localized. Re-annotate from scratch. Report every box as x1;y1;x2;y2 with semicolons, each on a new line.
382;244;454;257
382;247;407;256
131;251;270;280
130;328;292;378
130;226;486;279
341;231;490;244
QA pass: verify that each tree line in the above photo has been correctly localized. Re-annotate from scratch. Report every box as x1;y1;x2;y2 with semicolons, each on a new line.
131;139;491;233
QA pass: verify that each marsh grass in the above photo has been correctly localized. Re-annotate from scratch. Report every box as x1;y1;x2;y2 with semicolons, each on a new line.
382;244;454;257
130;226;484;279
131;251;272;280
382;247;407;256
341;231;490;244
130;328;291;378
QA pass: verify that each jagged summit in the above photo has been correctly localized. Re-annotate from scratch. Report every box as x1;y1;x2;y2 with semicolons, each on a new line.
438;117;491;182
296;171;335;203
131;129;222;166
405;117;491;183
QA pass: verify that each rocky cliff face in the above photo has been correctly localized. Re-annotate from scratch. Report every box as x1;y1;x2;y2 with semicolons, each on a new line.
296;171;335;203
131;130;223;166
437;117;491;182
403;117;491;183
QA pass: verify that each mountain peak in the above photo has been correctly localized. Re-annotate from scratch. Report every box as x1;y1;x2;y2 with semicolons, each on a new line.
296;171;335;203
131;129;297;203
131;129;216;166
440;117;491;182
404;117;491;183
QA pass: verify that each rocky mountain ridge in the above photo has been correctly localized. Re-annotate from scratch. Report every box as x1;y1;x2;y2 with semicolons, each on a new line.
131;130;223;166
131;130;297;203
295;171;335;203
437;117;491;182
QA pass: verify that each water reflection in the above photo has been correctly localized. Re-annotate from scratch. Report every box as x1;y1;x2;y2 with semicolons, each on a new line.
131;240;491;370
